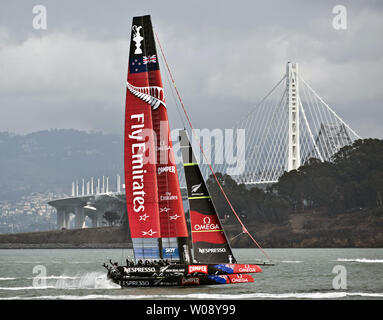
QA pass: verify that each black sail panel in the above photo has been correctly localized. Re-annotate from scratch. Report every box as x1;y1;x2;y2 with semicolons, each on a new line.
179;130;236;264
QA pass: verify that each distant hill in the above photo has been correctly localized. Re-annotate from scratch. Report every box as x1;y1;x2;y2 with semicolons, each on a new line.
0;129;123;201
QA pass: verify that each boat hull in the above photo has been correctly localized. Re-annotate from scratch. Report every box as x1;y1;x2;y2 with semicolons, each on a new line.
113;263;262;278
110;273;254;287
106;263;260;287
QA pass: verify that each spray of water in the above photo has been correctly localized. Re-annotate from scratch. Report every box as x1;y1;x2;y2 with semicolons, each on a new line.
54;272;120;289
336;258;383;263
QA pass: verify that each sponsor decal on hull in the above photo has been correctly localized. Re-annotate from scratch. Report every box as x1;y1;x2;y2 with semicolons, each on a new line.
124;280;150;286
188;265;208;274
159;266;185;274
235;264;262;273
228;274;254;283
124;267;156;273
181;277;200;285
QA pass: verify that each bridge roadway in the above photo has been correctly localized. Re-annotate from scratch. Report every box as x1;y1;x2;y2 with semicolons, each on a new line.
48;189;188;230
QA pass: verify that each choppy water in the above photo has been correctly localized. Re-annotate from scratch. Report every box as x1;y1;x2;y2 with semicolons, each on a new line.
0;248;382;300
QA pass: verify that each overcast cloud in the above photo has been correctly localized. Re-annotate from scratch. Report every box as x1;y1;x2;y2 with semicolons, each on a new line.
0;0;382;138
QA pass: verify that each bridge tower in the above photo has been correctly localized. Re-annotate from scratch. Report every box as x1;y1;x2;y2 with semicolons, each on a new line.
286;62;301;171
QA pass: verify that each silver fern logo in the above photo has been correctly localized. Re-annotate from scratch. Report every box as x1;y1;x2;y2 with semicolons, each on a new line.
191;183;202;193
126;81;166;109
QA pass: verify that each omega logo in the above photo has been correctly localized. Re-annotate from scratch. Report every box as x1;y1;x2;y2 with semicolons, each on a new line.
194;216;220;231
203;217;211;224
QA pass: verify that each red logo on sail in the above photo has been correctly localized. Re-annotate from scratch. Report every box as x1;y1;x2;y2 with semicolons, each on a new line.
193;216;220;231
190;211;227;243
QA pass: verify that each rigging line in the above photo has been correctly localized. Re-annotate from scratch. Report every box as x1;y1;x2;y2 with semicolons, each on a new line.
299;95;324;162
244;79;286;168
231;75;287;130
302;86;326;159
198;74;286;179
258;88;287;180
155;31;271;261
300;76;362;140
306;79;341;155
301;79;332;160
309;81;339;157
253;82;287;180
229;231;246;244
158;49;187;130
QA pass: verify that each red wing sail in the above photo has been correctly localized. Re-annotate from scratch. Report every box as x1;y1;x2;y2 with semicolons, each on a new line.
179;130;236;264
125;15;161;261
125;15;190;262
153;109;190;262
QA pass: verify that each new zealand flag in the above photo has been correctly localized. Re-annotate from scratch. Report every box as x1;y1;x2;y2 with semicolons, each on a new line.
129;56;148;74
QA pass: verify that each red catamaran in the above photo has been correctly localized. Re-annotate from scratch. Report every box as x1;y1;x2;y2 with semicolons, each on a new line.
105;14;263;287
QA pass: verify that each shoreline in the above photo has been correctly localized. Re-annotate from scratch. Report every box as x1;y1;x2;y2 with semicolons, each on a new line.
0;243;133;249
1;209;383;249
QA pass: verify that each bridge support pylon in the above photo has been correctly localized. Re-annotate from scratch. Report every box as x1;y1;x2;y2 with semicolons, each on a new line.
286;61;301;171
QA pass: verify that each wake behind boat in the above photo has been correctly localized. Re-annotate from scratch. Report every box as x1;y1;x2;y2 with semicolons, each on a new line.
103;14;265;287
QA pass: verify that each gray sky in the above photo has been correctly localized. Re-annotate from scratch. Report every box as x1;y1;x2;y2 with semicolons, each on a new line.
0;0;382;138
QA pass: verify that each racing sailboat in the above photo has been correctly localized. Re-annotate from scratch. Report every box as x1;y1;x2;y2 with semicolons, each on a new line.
104;14;262;287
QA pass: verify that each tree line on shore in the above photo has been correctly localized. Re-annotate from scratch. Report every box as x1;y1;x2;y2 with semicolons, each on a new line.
207;139;383;225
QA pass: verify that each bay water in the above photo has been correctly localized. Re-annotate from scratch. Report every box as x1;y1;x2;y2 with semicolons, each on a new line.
0;248;382;300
